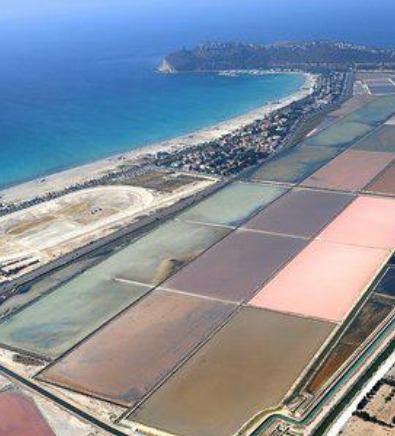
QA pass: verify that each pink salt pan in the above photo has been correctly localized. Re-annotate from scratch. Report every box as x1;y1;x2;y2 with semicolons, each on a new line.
250;240;388;323
318;196;395;250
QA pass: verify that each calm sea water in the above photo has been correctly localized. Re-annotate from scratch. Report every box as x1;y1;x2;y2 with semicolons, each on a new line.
1;0;394;189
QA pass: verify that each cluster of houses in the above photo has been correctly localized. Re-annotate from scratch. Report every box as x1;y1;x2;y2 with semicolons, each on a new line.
0;72;347;218
154;72;347;175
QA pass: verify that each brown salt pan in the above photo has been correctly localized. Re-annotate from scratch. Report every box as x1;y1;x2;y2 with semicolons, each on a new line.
129;307;335;436
366;162;395;195
163;229;307;303
302;150;394;192
243;189;354;238
39;290;235;406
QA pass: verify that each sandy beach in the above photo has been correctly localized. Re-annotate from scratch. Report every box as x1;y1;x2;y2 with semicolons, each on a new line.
0;72;316;208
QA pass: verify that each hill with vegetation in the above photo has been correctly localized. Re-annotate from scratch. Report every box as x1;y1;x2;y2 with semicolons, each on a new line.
160;41;395;73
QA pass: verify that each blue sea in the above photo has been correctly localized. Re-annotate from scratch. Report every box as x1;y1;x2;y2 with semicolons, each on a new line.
1;0;394;189
0;57;303;188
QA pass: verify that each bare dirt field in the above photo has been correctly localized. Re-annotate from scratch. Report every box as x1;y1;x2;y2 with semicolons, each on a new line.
341;416;393;436
0;177;214;283
0;186;153;262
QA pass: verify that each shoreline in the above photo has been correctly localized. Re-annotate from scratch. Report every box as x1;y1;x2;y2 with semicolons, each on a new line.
0;72;316;207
